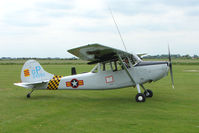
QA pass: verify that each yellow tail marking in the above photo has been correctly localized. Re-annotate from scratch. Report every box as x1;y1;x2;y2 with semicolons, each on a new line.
24;69;30;77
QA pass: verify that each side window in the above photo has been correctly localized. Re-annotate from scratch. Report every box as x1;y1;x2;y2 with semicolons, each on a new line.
101;63;112;71
129;56;137;66
113;61;122;71
123;58;130;68
91;64;100;73
92;67;98;73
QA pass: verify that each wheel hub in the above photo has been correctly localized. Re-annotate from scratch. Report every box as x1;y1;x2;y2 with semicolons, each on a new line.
138;96;143;101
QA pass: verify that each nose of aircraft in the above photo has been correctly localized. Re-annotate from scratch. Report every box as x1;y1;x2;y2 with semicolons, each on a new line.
161;62;169;77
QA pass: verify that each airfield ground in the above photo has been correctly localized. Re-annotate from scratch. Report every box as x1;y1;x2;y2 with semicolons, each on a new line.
0;59;199;133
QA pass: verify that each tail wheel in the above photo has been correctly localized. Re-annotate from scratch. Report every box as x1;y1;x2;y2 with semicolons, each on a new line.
144;89;153;98
135;93;146;102
27;94;31;98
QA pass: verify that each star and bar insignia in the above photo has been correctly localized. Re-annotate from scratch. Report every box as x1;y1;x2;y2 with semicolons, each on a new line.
66;79;84;88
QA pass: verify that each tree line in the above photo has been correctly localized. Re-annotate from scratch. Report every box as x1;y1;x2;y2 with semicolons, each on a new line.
0;54;198;60
143;54;198;59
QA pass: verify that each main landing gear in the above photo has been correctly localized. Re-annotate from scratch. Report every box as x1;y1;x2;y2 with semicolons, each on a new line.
27;89;34;98
135;84;153;102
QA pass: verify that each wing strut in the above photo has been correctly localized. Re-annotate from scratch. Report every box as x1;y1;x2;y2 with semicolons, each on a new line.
117;55;136;85
118;54;146;102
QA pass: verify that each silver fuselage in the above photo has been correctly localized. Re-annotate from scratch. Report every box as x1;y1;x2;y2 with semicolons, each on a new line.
35;61;169;90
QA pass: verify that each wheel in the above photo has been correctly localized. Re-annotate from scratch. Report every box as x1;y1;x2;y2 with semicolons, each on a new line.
144;89;153;98
27;94;31;98
135;93;146;102
144;89;153;97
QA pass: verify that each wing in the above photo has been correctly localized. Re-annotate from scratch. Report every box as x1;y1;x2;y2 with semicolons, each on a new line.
68;43;141;64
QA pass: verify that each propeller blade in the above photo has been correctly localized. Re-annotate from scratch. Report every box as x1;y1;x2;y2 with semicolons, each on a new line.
168;45;171;62
168;45;174;88
169;62;175;88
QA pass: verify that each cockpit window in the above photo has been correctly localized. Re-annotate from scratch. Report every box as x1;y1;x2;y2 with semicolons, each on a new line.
101;63;112;71
91;56;138;73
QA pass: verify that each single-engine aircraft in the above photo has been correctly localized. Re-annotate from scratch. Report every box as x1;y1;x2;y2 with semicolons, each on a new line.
14;44;174;102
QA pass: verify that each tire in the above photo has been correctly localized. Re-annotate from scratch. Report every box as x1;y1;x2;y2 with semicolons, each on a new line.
27;94;31;98
135;93;146;102
144;89;153;98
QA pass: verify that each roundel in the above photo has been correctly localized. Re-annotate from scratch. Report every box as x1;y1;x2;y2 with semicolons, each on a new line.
71;79;79;88
66;79;84;88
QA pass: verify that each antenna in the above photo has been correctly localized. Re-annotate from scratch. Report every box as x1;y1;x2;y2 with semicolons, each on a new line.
108;5;128;52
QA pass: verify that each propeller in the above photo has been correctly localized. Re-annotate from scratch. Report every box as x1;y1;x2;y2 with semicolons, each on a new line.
168;45;175;89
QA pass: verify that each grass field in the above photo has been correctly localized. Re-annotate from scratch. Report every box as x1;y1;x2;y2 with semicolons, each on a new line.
0;61;199;133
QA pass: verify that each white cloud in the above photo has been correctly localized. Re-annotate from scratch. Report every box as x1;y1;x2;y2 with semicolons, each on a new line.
0;0;199;57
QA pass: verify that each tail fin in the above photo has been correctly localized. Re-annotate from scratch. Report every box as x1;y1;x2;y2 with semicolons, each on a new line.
21;60;54;83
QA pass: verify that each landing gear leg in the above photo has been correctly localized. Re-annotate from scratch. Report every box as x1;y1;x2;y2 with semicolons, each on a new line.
135;84;146;102
27;89;34;98
140;84;153;98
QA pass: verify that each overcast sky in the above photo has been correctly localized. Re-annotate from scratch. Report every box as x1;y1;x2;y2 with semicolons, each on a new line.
0;0;199;57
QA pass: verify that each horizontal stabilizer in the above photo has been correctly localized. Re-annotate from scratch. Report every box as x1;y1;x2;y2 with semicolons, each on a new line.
14;80;49;89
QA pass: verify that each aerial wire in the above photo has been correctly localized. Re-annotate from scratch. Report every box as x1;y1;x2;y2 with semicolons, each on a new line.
107;1;142;62
107;4;128;52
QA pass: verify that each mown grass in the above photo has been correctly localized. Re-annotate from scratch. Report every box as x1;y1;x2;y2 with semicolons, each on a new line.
0;62;199;133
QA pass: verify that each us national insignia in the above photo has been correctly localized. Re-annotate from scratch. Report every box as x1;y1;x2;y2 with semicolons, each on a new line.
66;79;84;88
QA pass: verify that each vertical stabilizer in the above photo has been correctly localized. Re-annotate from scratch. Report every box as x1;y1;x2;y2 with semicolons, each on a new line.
21;60;54;83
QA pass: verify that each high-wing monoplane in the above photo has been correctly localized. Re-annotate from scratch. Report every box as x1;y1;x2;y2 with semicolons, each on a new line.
14;44;174;102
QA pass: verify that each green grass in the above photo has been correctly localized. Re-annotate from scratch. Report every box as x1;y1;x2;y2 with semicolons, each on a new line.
0;63;199;133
